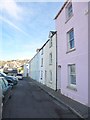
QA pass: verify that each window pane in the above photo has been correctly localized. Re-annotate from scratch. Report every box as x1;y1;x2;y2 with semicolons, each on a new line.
70;75;76;85
41;58;43;66
49;38;52;47
68;3;73;17
68;29;74;50
70;40;74;49
41;71;43;79
70;65;75;74
49;53;52;64
69;30;74;40
50;71;52;81
69;64;76;86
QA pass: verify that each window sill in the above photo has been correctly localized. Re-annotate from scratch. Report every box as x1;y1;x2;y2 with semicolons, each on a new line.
49;45;52;47
66;48;76;54
65;14;73;24
67;85;77;91
49;80;52;84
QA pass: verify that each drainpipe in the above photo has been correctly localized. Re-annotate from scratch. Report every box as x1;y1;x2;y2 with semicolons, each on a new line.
56;31;58;91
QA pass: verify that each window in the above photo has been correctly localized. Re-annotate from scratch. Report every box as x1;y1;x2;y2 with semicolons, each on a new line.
49;53;52;65
41;58;43;67
45;70;47;80
41;48;43;55
67;28;74;51
49;38;52;48
41;71;43;80
66;2;73;21
68;64;76;87
49;70;52;82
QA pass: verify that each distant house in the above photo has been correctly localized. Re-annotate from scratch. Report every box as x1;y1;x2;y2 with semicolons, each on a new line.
44;31;57;90
39;43;46;84
23;64;29;77
29;31;57;90
29;50;40;82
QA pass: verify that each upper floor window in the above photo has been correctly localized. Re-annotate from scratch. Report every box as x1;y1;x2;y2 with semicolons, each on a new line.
68;64;76;87
49;38;52;48
41;48;43;55
66;2;73;21
67;28;75;51
49;53;52;65
41;58;43;67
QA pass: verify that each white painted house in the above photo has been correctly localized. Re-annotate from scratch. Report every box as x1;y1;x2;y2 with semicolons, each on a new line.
28;31;57;90
23;63;29;77
44;31;57;90
29;50;40;82
39;42;47;85
39;31;57;90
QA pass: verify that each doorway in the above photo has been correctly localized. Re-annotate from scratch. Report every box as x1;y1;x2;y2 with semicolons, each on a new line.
57;65;61;90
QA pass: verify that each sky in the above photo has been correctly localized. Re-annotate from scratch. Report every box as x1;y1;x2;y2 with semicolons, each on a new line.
0;0;64;61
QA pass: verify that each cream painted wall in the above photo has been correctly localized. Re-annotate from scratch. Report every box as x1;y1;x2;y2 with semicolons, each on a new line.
44;32;57;90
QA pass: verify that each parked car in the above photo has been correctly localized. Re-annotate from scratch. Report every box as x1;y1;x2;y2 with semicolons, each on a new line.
0;72;18;86
0;77;12;105
7;76;18;85
17;73;23;80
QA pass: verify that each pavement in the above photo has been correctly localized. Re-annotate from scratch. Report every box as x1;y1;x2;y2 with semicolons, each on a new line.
27;77;89;119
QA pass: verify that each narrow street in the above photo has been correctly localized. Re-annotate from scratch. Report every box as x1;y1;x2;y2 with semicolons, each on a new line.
2;78;79;118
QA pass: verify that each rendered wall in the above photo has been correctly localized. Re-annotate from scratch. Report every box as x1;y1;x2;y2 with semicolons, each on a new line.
88;1;90;107
29;52;40;82
45;34;56;90
55;2;88;106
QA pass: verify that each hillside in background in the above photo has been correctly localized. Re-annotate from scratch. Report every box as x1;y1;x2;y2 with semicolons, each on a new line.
0;59;30;68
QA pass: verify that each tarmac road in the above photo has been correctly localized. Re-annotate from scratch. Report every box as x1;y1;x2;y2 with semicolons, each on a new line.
2;78;79;118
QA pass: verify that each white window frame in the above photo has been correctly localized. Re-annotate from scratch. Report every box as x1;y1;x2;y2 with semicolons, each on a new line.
67;28;75;51
68;64;76;88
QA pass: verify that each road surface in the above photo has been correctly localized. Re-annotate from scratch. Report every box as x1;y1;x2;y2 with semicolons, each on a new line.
2;78;79;118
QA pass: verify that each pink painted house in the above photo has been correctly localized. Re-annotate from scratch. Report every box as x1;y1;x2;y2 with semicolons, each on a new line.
55;1;89;107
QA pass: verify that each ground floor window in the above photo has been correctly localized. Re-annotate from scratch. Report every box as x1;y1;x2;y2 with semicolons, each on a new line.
45;70;47;80
49;70;52;82
41;71;43;80
68;64;76;87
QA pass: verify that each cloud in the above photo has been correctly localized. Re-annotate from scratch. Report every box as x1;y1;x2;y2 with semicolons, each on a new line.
0;0;23;20
0;16;30;37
